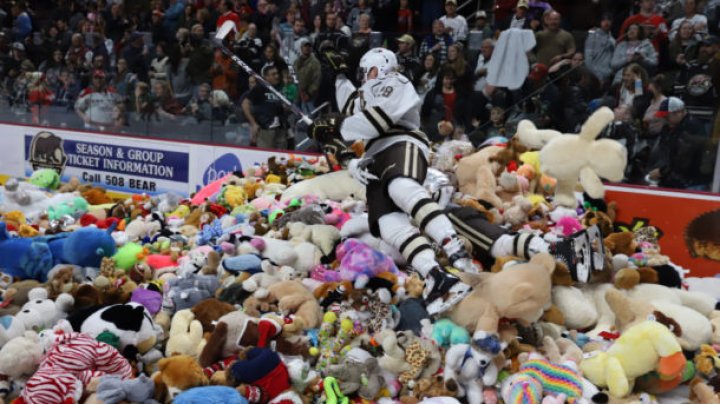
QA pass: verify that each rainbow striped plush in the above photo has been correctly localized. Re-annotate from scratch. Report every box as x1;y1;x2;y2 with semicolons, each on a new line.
507;374;543;404
519;358;584;400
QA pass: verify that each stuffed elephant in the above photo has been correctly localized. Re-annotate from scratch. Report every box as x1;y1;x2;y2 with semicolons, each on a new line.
326;348;383;400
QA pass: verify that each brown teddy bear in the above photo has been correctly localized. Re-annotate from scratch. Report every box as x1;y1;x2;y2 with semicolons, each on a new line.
244;280;322;334
153;354;209;403
190;298;235;333
47;266;78;299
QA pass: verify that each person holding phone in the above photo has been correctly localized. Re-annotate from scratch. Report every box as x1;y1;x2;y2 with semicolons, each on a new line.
610;23;657;85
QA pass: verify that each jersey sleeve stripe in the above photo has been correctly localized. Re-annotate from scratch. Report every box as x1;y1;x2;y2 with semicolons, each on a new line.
341;91;358;115
371;106;394;129
362;109;386;134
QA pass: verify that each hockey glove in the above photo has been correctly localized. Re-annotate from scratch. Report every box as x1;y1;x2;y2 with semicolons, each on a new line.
324;51;349;76
348;158;378;185
309;114;344;144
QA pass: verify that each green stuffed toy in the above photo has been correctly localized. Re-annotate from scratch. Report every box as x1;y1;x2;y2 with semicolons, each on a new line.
113;242;146;271
29;169;60;190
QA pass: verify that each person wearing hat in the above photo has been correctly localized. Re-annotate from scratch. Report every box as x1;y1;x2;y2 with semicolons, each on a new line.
395;34;420;82
646;96;713;189
440;0;468;42
585;13;616;84
75;69;123;129
496;0;532;30
470;10;493;39
675;35;720;110
293;37;321;115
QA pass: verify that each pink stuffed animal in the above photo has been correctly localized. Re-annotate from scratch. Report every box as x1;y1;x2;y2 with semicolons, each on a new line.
554;217;584;237
311;239;398;288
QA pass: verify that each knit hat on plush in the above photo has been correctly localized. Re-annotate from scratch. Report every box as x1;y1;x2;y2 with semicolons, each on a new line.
256;318;282;348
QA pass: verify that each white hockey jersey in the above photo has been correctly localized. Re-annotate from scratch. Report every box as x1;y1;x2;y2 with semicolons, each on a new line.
335;72;430;159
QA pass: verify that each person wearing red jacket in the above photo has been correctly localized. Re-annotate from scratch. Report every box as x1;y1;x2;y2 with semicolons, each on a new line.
618;0;669;52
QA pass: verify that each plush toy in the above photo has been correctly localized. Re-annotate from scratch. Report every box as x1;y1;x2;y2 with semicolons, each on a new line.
29;169;61;190
68;302;163;359
47;196;89;221
312;312;356;372
152;354;209;403
448;253;556;354
0;330;43;399
455;145;506;209
431;318;471;348
286;222;341;258
580;320;686;398
312;239;398;289
0;222;117;281
280;170;366;202
174;385;248;404
21;321;133;404
165;309;206;358
245;280;322;334
255;236;322;275
326;347;383;400
14;287;74;331
86;373;157;404
516;107;627;207
190;298;235;333
443;344;498;404
226;347;304;404
242;260;297;299
165;273;220;313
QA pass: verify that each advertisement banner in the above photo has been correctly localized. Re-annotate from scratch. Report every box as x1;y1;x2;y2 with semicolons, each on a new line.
606;185;720;277
22;129;190;196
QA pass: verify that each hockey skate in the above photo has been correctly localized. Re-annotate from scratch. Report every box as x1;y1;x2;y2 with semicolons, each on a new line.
423;266;471;316
549;225;606;283
443;236;482;273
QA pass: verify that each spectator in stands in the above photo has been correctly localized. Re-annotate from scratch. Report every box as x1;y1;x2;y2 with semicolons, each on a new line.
162;0;186;41
422;68;469;140
184;82;212;122
111;57;137;99
252;0;276;44
397;0;414;33
472;38;494;94
39;49;66;90
278;9;297;38
53;68;80;108
415;53;440;102
498;0;532;31
471;11;493;40
104;3;129;43
347;0;372;33
309;14;323;44
178;4;196;31
10;1;32;42
603;103;641;179
443;44;471;88
585;13;616;84
440;0;468;43
618;0;668;52
150;42;171;87
151;79;184;120
670;21;699;68
257;44;288;76
242;64;288;149
210;89;234;123
355;14;372;34
217;0;241;30
122;32;149;82
212;47;239;100
647;96;713;189
420;20;453;64
617;63;649;108
294;37;321;114
65;33;90;72
676;36;720;112
396;34;420;83
75;69;123;128
186;24;213;85
168;44;192;105
642;74;669;136
242;23;264;49
335;14;353;37
281;17;307;65
611;24;657;85
670;0;707;41
534;11;576;66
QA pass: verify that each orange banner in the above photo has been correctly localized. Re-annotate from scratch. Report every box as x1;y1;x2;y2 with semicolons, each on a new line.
605;185;720;277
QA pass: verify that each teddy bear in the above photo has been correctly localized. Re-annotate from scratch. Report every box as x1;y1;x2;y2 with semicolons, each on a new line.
254;237;322;275
152;354;209;403
516;107;627;207
443;344;498;404
286;222;341;258
190;298;235;333
455;145;506;210
280;170;366;203
164;272;220;313
326;347;384;400
21;320;134;404
401;375;459;403
14;287;74;331
0;330;43;400
46;266;78;299
242;260;297;299
246;280;322;334
581;320;687;398
165;309;206;359
447;253;556;355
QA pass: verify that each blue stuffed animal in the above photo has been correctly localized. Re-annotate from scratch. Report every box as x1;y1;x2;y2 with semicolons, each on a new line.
0;222;116;281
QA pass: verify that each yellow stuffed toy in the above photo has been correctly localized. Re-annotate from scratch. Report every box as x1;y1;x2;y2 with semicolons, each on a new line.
580;320;686;398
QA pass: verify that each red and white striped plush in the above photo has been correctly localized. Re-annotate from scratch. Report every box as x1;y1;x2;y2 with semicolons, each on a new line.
19;331;133;404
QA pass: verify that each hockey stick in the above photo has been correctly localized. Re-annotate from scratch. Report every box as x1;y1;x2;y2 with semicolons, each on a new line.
213;21;313;125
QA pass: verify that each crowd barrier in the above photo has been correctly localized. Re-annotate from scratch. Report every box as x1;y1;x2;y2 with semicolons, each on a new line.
0;121;718;276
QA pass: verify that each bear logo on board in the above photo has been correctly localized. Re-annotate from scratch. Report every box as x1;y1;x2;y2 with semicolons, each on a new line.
28;131;67;174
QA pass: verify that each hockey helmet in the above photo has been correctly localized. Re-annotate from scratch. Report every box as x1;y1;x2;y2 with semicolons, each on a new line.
358;47;398;82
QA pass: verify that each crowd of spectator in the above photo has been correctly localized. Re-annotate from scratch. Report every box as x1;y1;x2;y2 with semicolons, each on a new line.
0;0;718;189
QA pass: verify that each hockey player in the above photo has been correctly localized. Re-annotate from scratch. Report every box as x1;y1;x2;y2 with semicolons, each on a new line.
309;48;475;315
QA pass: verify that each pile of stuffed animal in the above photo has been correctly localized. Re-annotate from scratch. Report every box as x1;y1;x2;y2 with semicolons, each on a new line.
1;108;720;404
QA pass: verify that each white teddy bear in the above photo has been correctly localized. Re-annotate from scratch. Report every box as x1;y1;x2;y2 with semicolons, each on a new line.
15;288;74;331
